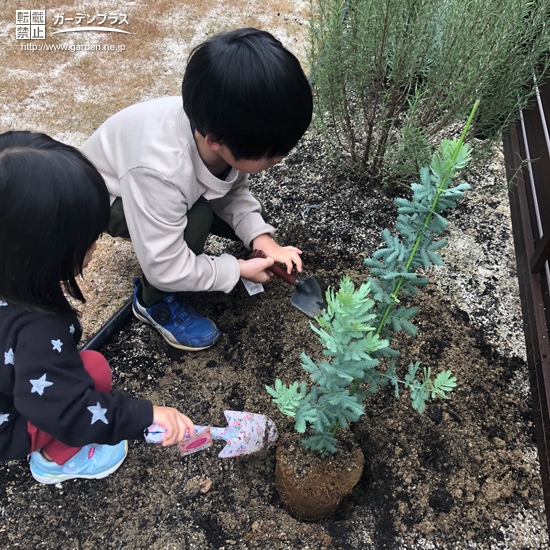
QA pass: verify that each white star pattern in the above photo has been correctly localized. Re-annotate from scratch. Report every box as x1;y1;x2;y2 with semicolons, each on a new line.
30;374;54;396
51;339;63;353
69;324;75;335
87;402;109;425
0;413;9;425
4;348;14;365
0;300;7;306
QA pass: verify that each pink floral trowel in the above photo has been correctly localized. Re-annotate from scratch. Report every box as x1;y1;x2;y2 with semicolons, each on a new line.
144;410;278;458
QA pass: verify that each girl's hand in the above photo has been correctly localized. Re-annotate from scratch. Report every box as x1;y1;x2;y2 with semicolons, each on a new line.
238;257;274;283
152;405;194;447
252;234;303;274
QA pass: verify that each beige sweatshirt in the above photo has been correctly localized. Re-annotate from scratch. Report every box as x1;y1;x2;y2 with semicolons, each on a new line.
81;96;275;294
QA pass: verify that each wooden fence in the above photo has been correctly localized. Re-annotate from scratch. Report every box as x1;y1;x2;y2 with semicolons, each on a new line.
503;76;550;530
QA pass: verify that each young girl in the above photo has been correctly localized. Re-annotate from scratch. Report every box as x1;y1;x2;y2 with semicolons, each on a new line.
0;131;194;484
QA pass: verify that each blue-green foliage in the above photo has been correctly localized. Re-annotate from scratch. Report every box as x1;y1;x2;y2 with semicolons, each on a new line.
365;138;470;338
386;361;457;414
267;277;389;454
267;136;470;455
265;379;307;417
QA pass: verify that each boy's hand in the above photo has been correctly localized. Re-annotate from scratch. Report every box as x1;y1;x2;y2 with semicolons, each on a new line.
238;256;274;283
252;234;303;274
152;405;194;447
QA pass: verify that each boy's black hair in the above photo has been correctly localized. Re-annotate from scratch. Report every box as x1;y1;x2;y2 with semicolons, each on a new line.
182;28;313;160
0;131;110;315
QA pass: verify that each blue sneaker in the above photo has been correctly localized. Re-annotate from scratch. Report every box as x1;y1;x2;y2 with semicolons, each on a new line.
29;441;128;484
132;279;220;351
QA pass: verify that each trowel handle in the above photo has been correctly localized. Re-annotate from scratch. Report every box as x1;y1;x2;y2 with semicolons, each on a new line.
144;423;225;444
249;249;297;285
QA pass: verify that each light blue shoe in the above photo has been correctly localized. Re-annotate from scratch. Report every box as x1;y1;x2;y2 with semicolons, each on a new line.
29;441;128;484
132;278;220;351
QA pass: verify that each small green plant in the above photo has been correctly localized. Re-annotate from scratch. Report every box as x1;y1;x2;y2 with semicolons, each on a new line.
266;104;478;455
386;361;458;415
266;380;307;417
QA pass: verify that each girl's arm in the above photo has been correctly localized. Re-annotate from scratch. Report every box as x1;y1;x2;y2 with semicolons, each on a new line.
12;312;153;448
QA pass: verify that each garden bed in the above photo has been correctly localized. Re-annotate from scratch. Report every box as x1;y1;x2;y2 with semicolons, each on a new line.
0;133;548;549
1;0;549;546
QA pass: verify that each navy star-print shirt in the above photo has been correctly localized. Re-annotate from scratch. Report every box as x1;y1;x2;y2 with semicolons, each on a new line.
0;301;153;462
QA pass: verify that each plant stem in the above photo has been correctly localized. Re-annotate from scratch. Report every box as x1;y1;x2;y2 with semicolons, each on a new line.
342;101;479;408
374;99;479;335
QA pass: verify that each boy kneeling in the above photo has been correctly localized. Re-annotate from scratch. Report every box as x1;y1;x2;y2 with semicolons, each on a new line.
82;28;313;351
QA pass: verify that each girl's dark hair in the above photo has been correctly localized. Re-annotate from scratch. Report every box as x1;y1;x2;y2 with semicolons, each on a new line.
182;28;313;160
0;131;110;315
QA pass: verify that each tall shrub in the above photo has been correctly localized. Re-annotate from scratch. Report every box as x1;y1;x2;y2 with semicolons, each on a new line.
309;0;550;185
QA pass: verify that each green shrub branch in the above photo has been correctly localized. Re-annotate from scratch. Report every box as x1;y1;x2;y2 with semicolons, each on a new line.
309;0;550;185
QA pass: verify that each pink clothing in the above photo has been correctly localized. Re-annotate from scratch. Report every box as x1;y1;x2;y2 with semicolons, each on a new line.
27;351;112;465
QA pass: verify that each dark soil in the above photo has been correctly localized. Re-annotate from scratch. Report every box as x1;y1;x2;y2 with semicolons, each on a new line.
0;135;547;549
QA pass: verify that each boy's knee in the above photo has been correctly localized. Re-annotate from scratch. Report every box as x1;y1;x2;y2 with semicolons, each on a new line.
107;197;131;240
184;200;215;255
